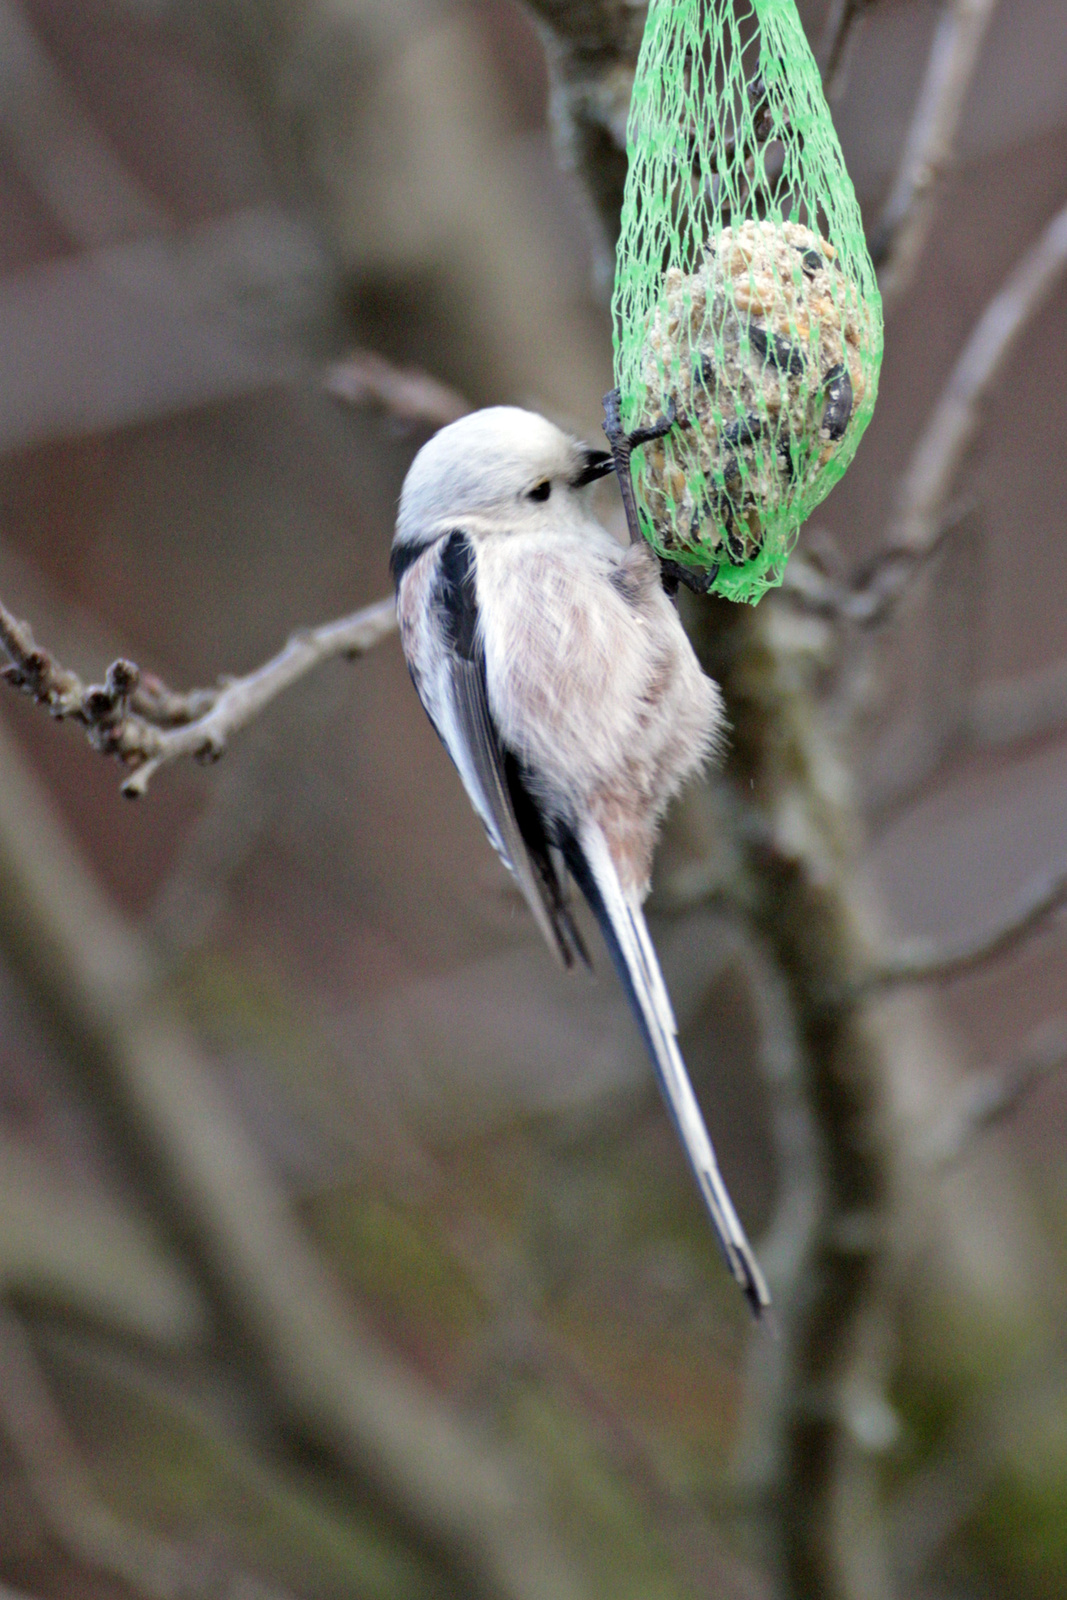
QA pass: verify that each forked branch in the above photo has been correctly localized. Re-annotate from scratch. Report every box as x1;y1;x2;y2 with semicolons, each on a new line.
0;593;397;797
782;502;969;627
854;862;1067;999
0;339;468;795
788;202;1067;630
925;1017;1067;1168
0;1305;202;1598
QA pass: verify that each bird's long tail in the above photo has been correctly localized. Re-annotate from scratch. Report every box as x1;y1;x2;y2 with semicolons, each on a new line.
564;824;770;1316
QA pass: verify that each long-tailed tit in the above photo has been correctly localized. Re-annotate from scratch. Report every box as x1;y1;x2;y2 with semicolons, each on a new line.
391;406;769;1314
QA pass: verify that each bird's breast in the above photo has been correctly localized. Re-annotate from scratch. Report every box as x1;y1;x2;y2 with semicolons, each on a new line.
473;527;720;823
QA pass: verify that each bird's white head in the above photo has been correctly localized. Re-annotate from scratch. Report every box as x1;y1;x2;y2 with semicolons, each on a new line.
394;406;613;553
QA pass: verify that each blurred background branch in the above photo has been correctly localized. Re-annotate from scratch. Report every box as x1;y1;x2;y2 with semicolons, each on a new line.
860;861;1067;995
325;350;470;429
0;713;592;1600
0;1304;206;1600
886;197;1067;559
926;1015;1067;1168
818;1;876;103
871;0;1000;308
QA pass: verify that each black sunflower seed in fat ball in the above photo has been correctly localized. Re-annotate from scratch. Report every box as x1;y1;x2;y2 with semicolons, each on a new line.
748;324;806;377
721;450;742;488
798;248;824;277
697;352;718;389
723;413;765;448
820;364;853;442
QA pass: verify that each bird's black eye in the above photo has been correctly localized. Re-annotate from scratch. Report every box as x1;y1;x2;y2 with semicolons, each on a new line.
527;479;551;503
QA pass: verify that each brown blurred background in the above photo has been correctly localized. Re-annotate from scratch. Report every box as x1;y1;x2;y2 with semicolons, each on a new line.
0;2;1065;1598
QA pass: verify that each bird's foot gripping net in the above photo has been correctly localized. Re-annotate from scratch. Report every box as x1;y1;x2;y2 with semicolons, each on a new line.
602;389;718;597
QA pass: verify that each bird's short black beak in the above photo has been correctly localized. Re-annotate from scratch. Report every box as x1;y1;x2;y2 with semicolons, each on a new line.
572;448;615;487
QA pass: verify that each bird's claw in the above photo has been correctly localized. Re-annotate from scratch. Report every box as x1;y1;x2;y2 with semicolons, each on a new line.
658;558;716;598
602;388;686;551
623;398;680;451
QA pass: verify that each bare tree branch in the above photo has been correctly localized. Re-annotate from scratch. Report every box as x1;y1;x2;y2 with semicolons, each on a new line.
782;500;971;628
524;6;914;1595
0;0;167;248
818;1;876;102
886;198;1067;560
0;1137;205;1348
874;654;1067;835
523;0;648;267
792;201;1067;632
856;862;1067;998
871;0;999;309
0;1303;206;1599
0;206;331;453
787;203;1067;648
791;546;1067;816
0;592;398;797
683;596;896;1600
119;602;399;797
732;932;821;1512
968;656;1067;752
0;331;479;793
326;349;470;429
924;1017;1067;1169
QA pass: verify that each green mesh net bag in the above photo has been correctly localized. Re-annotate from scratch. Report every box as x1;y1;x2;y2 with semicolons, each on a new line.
610;0;883;602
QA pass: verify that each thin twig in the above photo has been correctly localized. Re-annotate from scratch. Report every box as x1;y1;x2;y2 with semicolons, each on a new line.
782;501;970;627
871;0;1000;309
325;350;470;429
784;133;1066;642
866;631;1067;820
924;1017;1067;1168
968;657;1067;753
859;510;983;821
0;593;209;741
710;75;774;175
0;593;397;797
803;201;1067;633
791;203;1067;627
888;199;1067;555
854;862;1067;999
2;335;466;793
120;602;398;797
819;0;875;102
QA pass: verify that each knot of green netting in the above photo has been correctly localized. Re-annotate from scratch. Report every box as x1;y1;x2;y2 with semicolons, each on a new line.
612;0;884;603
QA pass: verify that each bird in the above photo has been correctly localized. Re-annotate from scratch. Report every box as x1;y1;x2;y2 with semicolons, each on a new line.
390;405;769;1315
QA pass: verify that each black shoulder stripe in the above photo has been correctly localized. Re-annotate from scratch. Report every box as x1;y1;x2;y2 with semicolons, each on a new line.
435;530;479;662
389;540;428;588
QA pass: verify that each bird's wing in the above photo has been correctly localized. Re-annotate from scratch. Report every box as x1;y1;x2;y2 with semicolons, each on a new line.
421;530;589;970
563;822;770;1315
